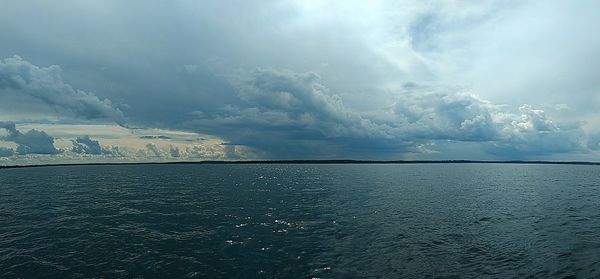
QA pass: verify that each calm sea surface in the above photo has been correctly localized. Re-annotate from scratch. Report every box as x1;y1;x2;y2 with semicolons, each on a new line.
1;164;600;278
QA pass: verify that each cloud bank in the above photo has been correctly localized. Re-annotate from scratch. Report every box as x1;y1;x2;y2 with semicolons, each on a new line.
187;69;587;159
72;135;110;155
0;121;60;155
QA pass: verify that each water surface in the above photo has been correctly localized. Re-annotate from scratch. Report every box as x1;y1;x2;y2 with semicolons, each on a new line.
1;164;600;278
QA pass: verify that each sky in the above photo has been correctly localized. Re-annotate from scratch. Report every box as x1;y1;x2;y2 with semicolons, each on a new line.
1;0;600;164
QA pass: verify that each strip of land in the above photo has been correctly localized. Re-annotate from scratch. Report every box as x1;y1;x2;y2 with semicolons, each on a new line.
1;160;600;169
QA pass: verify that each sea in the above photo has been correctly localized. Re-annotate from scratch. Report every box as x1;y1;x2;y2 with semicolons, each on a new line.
1;163;600;278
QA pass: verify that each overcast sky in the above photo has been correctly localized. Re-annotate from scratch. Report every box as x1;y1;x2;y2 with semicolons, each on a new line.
1;0;600;164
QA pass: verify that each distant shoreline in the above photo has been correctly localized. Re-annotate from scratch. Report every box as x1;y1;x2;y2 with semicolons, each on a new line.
1;160;600;169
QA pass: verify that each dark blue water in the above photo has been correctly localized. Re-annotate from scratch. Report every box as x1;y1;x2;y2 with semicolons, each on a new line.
1;164;600;278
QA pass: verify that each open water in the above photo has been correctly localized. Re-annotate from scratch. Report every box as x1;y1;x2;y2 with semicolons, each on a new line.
1;164;600;278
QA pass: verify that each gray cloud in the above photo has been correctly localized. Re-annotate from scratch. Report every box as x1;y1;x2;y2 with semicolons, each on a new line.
71;135;103;155
145;143;164;158
102;145;123;157
140;135;172;140
169;146;180;158
391;86;499;141
588;134;600;151
187;69;589;159
487;105;585;158
392;91;586;157
184;145;226;160
188;69;401;158
0;121;60;155
0;56;124;122
0;147;13;157
0;1;598;161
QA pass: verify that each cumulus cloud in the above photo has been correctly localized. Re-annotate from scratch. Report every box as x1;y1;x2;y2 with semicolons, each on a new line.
488;105;585;157
70;135;123;156
138;142;235;160
387;86;585;157
185;145;227;160
0;121;60;155
169;145;180;158
392;91;587;157
188;69;401;158
102;145;124;157
187;69;589;159
145;143;164;158
0;56;124;122
0;147;13;157
391;86;499;141
71;135;103;155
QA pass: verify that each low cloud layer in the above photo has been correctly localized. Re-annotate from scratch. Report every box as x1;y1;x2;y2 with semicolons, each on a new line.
0;65;592;161
0;121;60;155
72;135;112;155
0;122;243;164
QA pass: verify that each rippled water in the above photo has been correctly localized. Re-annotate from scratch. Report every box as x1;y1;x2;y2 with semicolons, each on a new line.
1;164;600;278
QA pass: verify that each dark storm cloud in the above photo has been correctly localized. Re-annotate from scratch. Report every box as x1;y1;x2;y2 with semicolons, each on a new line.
187;70;587;158
187;69;407;158
0;121;60;155
0;56;124;122
0;1;396;129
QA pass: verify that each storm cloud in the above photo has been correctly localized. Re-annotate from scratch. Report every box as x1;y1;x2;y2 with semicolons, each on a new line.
186;69;588;158
0;56;124;122
188;69;399;158
0;1;599;162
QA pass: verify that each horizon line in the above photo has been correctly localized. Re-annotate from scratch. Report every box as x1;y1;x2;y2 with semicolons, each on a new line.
1;159;600;169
